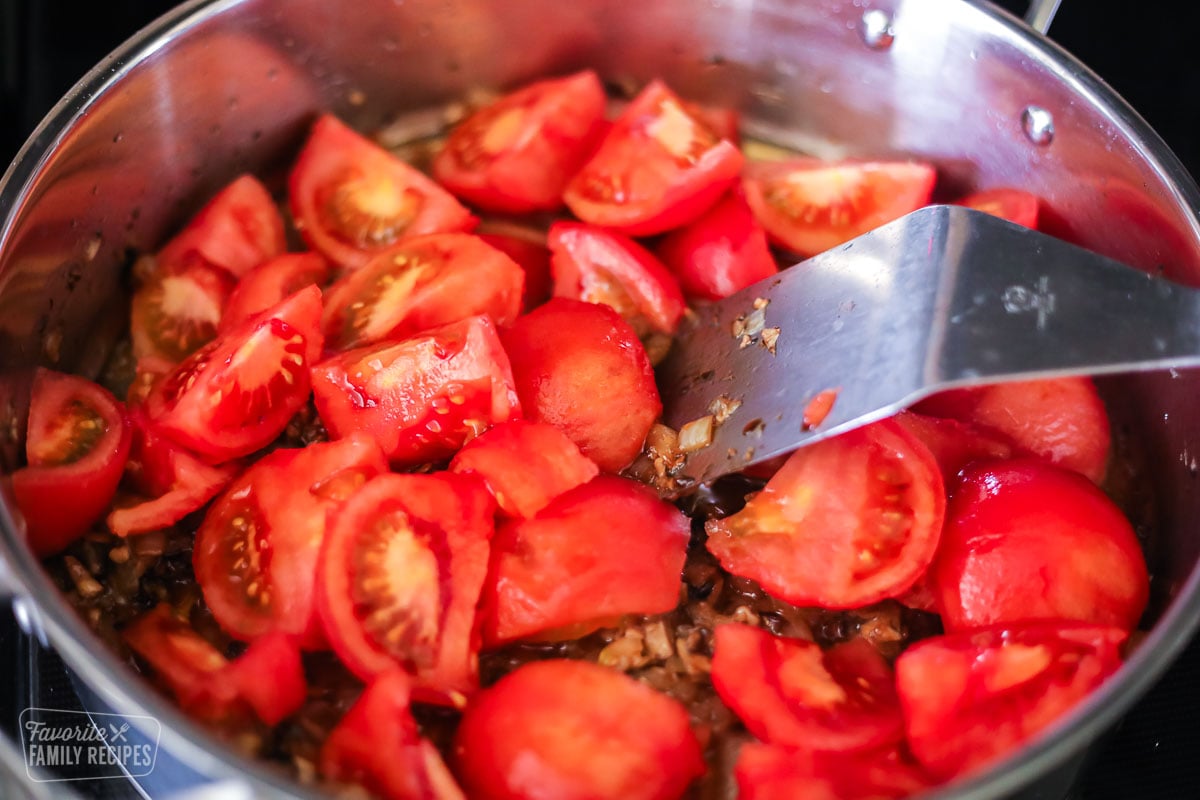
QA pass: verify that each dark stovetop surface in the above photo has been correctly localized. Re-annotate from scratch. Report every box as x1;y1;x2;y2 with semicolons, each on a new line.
2;0;1200;798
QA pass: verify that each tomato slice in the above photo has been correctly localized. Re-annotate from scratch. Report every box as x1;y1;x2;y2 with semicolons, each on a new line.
743;159;937;257
933;459;1149;632
893;410;1012;480
684;100;740;145
122;604;306;726
914;377;1111;483
312;315;521;467
131;258;236;364
735;742;931;800
106;408;240;537
500;298;660;472
564;80;744;236
449;420;599;519
657;189;778;301
194;434;388;648
454;659;704;800
144;285;324;462
548;222;686;335
156;174;286;279
711;624;903;752
221;251;331;331
321;233;524;351
895;622;1127;780
432;70;608;213
705;418;945;608
480;475;690;645
290;114;476;270
11;370;131;556
318;472;494;703
321;670;465;800
957;188;1040;229
477;231;553;311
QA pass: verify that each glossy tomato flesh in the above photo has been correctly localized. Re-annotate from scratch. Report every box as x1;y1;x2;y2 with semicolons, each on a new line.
12;369;131;556
221;251;331;331
933;459;1149;632
735;742;932;800
131;257;235;364
311;315;521;467
477;231;553;311
893;410;1013;481
454;659;704;800
957;188;1040;229
706;418;945;608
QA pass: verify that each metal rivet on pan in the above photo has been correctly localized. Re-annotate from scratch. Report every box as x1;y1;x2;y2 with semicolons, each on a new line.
860;9;895;50
1022;105;1055;145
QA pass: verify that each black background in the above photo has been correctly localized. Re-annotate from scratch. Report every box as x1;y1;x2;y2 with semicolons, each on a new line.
2;0;1200;798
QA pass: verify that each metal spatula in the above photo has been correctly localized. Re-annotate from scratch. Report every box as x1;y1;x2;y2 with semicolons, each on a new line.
656;204;1200;488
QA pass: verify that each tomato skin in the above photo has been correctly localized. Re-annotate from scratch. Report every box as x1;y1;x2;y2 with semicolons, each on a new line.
225;631;307;725
914;377;1111;483
957;188;1040;229
657;190;778;301
548;222;686;335
895;622;1127;780
145;285;324;463
735;742;932;800
500;298;660;472
933;459;1148;632
221;251;331;331
311;315;521;467
156;174;286;279
321;233;524;351
454;659;704;800
450;419;599;519
132;258;236;364
194;434;388;649
893;410;1012;481
290;114;476;270
480;475;690;646
433;70;608;213
321;670;465;800
11;370;131;556
743;159;936;257
564;80;744;236
711;624;903;752
706;418;945;608
477;231;553;311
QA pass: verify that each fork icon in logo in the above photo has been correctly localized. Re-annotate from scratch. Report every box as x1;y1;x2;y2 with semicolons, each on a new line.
109;723;129;743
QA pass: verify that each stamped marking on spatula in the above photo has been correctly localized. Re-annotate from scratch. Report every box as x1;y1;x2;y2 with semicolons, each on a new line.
1002;275;1056;330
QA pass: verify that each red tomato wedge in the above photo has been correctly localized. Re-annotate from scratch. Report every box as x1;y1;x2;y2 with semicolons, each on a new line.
957;188;1040;229
711;624;903;752
145;286;324;463
194;434;388;648
107;409;240;537
500;298;660;472
705;418;945;608
657;189;778;300
321;233;524;351
311;315;521;467
290;114;475;270
914;377;1111;483
480;475;690;646
454;659;704;800
895;622;1127;780
478;231;553;311
743;159;936;257
548;222;686;335
221;252;331;331
893;410;1013;480
564;80;744;236
735;742;932;800
11;370;131;556
684;101;740;145
321;670;465;800
156;174;286;279
933;459;1149;632
122;604;306;726
132;259;235;364
433;70;608;213
450;420;599;519
316;473;494;697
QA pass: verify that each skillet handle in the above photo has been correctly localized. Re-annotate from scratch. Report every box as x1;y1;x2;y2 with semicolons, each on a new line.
1024;0;1063;34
